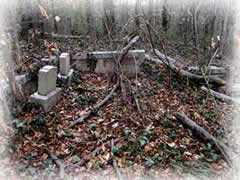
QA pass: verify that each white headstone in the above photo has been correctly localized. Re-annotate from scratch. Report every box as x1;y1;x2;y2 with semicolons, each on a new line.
38;66;57;96
59;53;70;76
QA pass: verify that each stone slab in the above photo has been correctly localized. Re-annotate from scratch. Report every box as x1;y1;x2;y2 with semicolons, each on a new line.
59;53;70;76
30;88;61;112
72;50;145;76
38;66;57;96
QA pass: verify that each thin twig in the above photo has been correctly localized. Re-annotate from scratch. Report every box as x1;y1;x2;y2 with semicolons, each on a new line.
126;78;143;118
73;137;123;167
207;47;219;67
111;139;123;180
47;151;65;179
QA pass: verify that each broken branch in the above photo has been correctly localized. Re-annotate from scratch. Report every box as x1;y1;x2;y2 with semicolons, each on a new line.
201;86;238;104
152;49;226;86
69;82;120;128
175;112;232;167
74;137;123;167
109;36;140;82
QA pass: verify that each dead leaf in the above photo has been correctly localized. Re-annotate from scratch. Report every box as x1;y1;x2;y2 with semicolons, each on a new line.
144;144;153;154
42;153;48;160
47;43;56;58
104;152;111;161
167;142;176;148
81;150;89;158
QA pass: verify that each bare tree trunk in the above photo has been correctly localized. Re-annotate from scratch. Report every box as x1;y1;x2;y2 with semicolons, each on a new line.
51;0;58;34
134;0;140;29
103;0;115;36
86;0;96;38
148;0;154;26
120;0;129;26
192;1;201;61
161;5;169;32
219;0;232;56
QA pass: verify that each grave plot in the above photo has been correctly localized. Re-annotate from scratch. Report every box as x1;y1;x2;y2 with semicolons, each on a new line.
13;48;146;111
13;59;233;178
6;19;234;180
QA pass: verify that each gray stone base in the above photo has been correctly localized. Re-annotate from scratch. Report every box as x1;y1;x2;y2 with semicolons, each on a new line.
58;69;74;86
30;88;61;112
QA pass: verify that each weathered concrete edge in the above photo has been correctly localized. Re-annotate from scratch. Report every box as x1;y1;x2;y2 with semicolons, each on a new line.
72;49;146;60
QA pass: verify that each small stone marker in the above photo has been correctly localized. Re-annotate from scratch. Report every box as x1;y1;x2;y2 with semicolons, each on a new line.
60;53;70;76
30;65;61;112
58;53;73;86
38;66;57;96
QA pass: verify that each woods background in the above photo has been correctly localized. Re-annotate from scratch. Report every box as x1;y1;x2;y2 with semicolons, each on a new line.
3;0;236;60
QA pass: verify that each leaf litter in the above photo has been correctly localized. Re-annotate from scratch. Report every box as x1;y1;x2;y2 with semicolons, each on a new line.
7;36;234;179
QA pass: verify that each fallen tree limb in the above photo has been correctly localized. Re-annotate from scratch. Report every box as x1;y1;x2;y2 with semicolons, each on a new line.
175;112;232;167
47;151;65;178
109;36;140;82
44;33;83;39
74;137;123;167
201;86;238;104
152;49;226;86
69;82;120;128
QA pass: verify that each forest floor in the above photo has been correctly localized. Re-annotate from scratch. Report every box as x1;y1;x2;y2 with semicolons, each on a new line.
3;34;235;179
